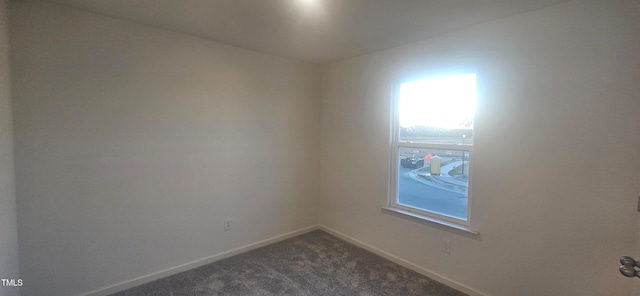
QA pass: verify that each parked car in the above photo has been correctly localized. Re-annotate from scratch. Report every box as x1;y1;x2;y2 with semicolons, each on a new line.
401;156;425;168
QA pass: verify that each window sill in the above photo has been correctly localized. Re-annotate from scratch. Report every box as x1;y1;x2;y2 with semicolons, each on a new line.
381;207;480;239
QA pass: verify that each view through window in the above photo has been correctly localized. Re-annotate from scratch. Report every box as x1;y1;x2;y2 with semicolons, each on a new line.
391;73;476;223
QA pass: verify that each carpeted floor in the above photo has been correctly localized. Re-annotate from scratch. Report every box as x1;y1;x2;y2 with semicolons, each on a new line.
110;230;467;296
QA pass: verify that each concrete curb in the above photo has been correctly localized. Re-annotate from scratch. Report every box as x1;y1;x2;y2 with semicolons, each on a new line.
407;170;467;195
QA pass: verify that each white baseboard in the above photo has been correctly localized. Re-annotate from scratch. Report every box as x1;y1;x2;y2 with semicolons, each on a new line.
318;225;488;296
80;224;485;296
78;225;320;296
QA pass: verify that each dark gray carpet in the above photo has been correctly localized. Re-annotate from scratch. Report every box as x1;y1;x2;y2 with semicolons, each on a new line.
110;230;467;296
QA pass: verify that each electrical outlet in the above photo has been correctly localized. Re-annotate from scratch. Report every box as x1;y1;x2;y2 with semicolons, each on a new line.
224;219;231;231
441;238;451;254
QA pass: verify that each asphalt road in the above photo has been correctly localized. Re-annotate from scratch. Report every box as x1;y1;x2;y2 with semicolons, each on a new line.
397;167;467;220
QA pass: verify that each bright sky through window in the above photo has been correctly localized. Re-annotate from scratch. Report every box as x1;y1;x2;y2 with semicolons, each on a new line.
399;74;476;129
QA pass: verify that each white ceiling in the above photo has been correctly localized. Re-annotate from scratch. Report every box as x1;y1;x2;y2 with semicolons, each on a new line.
46;0;571;64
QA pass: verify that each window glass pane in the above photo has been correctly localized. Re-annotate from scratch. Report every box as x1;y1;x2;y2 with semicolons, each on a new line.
397;146;468;220
398;74;475;145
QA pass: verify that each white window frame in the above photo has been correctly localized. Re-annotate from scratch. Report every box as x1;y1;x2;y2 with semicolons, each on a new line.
386;75;479;237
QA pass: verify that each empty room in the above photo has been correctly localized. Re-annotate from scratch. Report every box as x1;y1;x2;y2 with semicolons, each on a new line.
1;0;639;295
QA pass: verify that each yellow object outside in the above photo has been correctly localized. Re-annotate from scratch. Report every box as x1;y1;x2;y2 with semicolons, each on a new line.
430;156;441;175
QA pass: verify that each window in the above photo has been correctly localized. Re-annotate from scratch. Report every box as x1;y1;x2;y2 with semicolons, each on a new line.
389;73;476;228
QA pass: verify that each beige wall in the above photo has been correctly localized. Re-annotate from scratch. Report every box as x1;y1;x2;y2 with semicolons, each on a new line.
0;0;20;295
319;0;640;295
10;1;320;295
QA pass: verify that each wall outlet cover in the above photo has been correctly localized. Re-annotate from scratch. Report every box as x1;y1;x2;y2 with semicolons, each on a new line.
441;238;451;254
